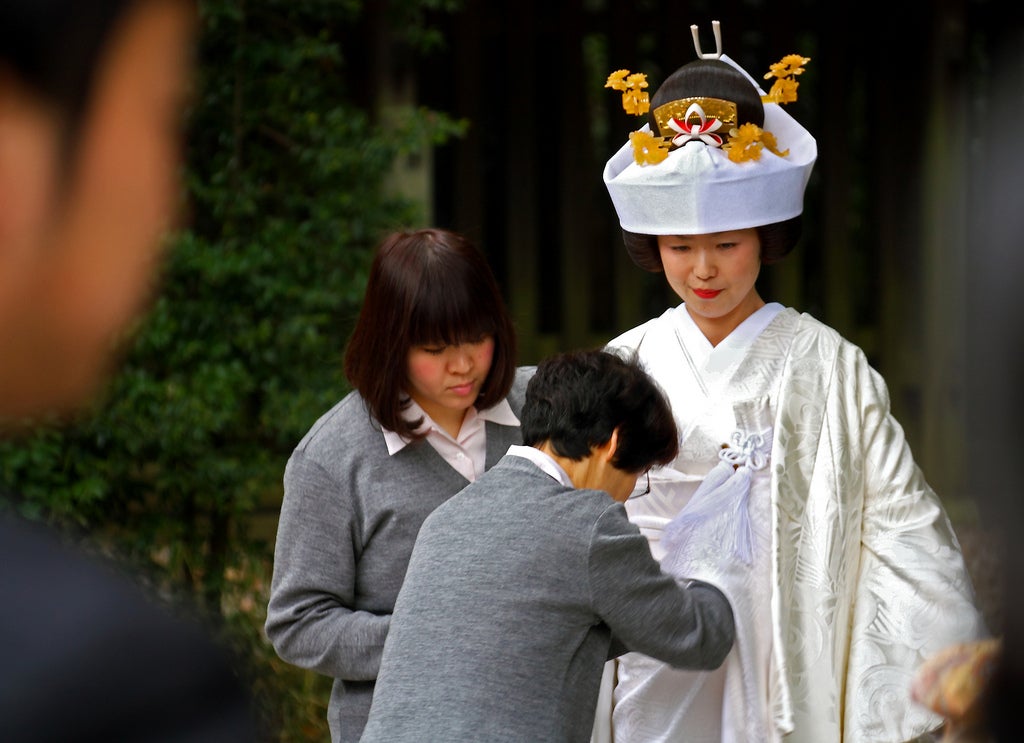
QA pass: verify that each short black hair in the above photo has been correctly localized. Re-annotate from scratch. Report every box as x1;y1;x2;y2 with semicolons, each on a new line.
521;348;678;474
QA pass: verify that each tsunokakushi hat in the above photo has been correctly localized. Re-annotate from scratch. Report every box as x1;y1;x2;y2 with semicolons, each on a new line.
602;21;817;256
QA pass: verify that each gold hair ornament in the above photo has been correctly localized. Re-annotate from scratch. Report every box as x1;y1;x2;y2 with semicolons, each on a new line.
653;98;738;144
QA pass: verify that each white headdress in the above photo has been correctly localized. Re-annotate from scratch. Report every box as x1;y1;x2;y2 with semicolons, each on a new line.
602;21;817;236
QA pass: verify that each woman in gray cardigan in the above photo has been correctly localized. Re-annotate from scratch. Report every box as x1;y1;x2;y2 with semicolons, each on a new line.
265;228;531;743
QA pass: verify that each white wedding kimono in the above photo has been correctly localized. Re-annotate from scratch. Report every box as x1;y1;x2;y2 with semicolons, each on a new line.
594;303;986;743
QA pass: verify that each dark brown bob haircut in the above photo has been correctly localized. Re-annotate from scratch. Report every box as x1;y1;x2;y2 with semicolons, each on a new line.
622;58;803;271
343;228;518;439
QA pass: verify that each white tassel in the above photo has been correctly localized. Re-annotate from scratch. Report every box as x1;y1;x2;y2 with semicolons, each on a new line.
663;460;755;566
662;429;769;573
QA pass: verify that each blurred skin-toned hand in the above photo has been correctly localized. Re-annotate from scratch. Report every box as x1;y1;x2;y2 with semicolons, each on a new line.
0;0;193;421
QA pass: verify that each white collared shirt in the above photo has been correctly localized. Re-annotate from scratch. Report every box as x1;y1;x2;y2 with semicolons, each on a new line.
506;444;574;488
382;398;520;482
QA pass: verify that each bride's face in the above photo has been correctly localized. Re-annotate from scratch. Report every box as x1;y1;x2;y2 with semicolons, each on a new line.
657;228;764;344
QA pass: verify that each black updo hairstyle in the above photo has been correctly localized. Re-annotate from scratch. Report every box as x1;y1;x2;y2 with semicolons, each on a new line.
623;58;802;272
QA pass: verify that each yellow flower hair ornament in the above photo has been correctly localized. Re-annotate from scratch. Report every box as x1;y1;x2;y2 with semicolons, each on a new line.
605;69;650;116
762;54;810;105
629;131;671;165
722;123;790;163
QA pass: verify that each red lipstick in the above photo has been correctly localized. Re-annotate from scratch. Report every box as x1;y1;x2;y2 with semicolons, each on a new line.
693;288;722;299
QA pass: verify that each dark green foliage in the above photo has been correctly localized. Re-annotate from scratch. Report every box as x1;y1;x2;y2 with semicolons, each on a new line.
0;0;464;738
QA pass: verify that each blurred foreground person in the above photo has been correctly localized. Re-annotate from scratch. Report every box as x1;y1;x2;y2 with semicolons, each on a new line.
0;0;257;739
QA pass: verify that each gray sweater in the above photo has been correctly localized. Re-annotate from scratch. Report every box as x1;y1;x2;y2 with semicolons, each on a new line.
360;454;735;743
265;368;531;743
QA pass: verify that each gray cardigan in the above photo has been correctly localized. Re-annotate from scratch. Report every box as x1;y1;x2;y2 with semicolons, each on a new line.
360;454;735;743
265;367;532;743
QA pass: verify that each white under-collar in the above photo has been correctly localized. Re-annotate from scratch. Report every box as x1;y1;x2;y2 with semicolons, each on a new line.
675;302;784;372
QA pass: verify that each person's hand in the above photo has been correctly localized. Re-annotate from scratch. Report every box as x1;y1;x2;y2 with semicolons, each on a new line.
910;637;1001;742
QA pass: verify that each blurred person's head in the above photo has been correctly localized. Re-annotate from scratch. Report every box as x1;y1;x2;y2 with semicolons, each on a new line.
0;0;195;422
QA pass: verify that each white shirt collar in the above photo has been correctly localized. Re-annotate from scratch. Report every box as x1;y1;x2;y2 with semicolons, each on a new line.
506;444;575;489
381;397;520;456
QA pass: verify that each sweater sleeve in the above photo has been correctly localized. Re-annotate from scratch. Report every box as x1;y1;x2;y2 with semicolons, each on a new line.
587;502;735;670
264;447;389;681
